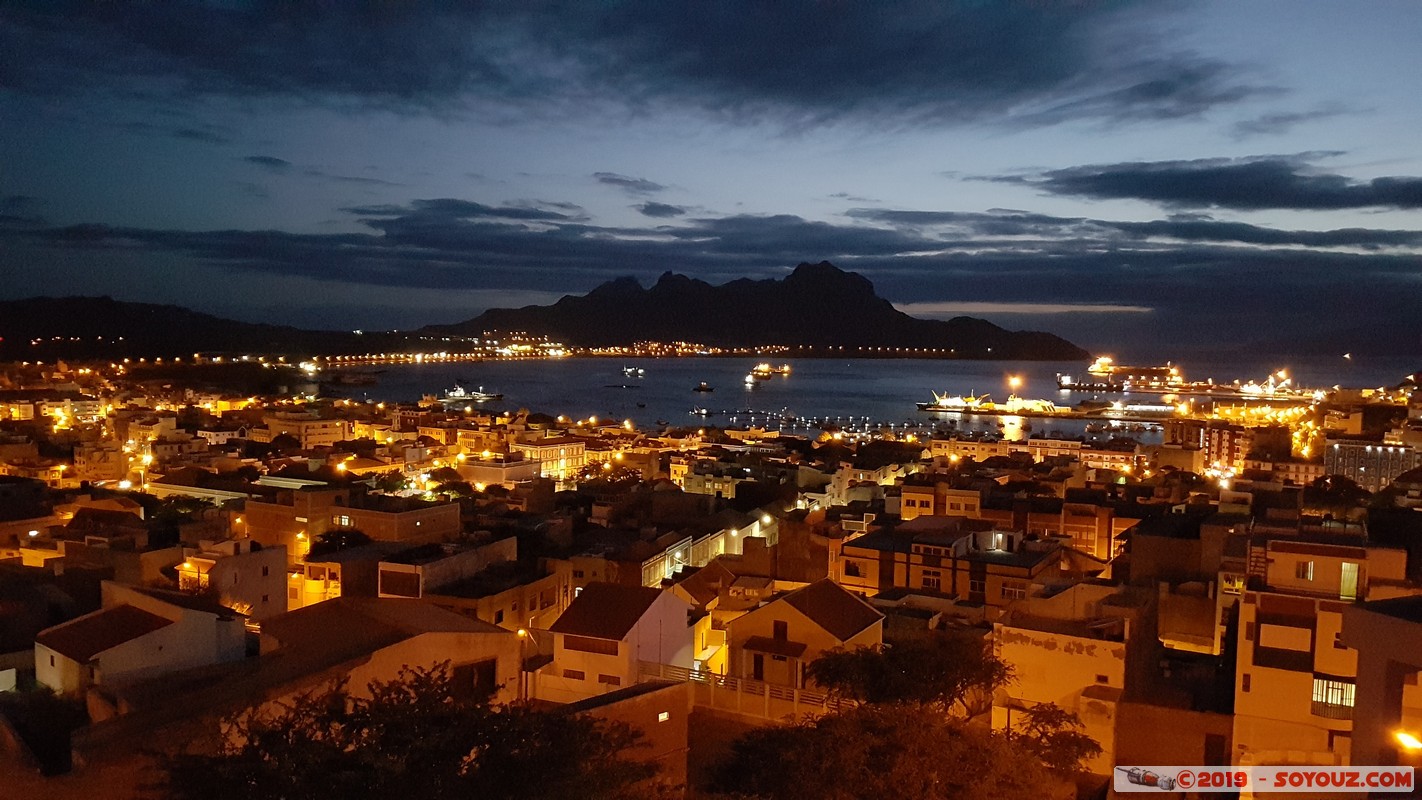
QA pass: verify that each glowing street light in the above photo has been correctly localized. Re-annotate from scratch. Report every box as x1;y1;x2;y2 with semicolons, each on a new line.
1008;375;1023;392
1397;731;1422;751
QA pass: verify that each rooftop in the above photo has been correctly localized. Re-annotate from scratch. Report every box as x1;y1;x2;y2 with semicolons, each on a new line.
36;604;174;662
779;578;883;641
548;583;665;641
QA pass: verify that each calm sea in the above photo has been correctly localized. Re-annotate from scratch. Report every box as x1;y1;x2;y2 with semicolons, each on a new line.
323;355;1417;443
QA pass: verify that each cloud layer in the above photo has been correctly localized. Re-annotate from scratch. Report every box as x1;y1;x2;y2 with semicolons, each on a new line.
1;3;1272;127
1000;155;1422;210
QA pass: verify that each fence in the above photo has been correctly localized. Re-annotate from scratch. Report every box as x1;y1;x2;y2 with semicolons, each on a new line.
638;661;847;722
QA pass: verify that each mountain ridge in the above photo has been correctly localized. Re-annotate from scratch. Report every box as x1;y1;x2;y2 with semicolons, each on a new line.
426;261;1089;360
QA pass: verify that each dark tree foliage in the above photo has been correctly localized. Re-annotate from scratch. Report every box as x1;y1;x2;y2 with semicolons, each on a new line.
713;704;1058;800
166;664;668;800
375;469;410;493
805;630;1013;716
1006;702;1104;776
308;528;373;557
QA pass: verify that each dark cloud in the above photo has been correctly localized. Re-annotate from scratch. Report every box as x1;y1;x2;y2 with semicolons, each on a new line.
172;126;231;144
999;155;1422;210
1230;107;1349;139
830;192;878;203
0;3;1270;127
635;202;686;218
594;172;666;194
342;198;583;223
846;207;1422;249
303;169;402;187
243;155;291;170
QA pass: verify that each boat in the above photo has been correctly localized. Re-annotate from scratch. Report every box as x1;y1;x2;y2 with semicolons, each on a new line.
1057;356;1184;392
690;407;718;417
693;382;714;392
751;362;792;378
622;366;645;377
441;385;502;405
744;373;760;386
916;391;989;412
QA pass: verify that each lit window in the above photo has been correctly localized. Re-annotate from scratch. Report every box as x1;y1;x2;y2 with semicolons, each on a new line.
1296;561;1315;581
1312;678;1355;708
658;711;670;723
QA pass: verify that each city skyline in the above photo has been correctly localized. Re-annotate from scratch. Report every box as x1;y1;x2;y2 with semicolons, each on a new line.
3;2;1422;354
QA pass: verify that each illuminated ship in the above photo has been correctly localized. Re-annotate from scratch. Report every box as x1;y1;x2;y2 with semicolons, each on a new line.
1057;357;1184;392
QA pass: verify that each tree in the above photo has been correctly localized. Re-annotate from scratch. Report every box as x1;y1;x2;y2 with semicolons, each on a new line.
375;469;410;493
713;704;1059;800
308;528;373;557
1006;702;1103;776
166;663;668;800
806;630;1013;716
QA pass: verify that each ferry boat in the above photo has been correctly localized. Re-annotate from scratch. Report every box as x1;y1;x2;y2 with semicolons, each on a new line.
622;366;645;377
441;385;503;405
693;382;714;392
916;392;989;412
1057;356;1184;392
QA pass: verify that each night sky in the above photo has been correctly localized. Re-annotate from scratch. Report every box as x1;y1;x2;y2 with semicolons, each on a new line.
2;2;1420;356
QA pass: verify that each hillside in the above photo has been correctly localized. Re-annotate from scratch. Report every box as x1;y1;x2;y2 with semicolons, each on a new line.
427;262;1088;360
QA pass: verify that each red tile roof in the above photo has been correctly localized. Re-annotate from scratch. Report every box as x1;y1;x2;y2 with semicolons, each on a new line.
781;579;883;642
548;583;665;641
36;604;174;663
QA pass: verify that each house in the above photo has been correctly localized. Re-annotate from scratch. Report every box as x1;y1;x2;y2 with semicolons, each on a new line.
1234;535;1421;769
725;578;883;689
536;583;693;704
35;582;246;696
176;540;289;619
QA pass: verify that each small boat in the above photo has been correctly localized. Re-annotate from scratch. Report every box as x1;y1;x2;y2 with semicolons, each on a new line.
604;384;641;389
690;407;717;417
744;373;759;386
693;382;714;392
636;402;646;408
622;366;645;377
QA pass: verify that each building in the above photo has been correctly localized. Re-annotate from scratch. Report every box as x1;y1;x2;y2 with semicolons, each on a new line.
536;583;693;704
376;537;518;599
725;578;883;689
243;488;460;561
34;582;246;696
1325;440;1422;493
510;436;586;482
1340;596;1422;768
1233;536;1419;769
837;517;1062;607
176;539;289;619
252;412;350;449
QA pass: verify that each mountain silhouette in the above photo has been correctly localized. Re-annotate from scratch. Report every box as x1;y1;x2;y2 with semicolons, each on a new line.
427;261;1087;359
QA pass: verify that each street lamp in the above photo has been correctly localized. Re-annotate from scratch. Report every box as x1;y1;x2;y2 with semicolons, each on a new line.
1396;731;1422;751
1008;375;1023;393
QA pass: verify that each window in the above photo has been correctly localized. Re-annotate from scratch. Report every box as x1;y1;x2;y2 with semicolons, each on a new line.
1312;678;1355;708
922;570;941;590
573;570;585;578
598;674;622;686
262;566;270;577
658;711;670;723
494;609;504;624
261;594;269;604
50;655;55;667
1242;674;1251;692
562;669;585;681
969;579;986;595
1095;674;1110;684
1296;561;1315;581
772;620;788;641
1001;581;1027;601
843;561;862;578
1245;622;1255;642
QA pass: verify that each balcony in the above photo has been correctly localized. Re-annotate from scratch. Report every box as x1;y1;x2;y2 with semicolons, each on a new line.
1311;700;1353;720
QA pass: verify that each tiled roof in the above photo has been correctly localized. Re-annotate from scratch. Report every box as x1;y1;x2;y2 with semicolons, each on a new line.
36;604;173;662
548;583;664;641
780;579;883;642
